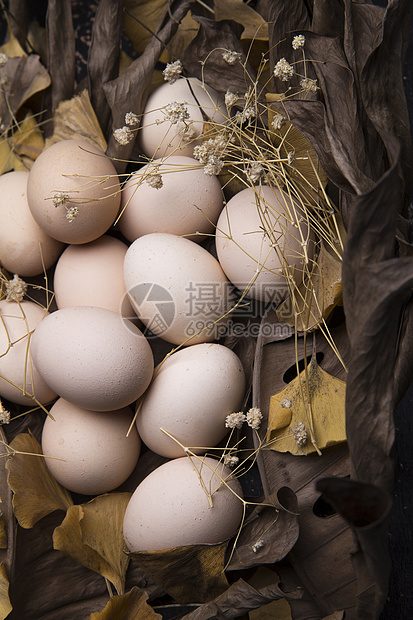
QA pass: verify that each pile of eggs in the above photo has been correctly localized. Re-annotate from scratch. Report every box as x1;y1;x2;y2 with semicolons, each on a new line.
0;77;312;551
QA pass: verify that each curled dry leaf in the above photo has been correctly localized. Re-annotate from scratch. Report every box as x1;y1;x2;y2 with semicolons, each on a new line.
214;0;268;40
129;541;229;604
5;432;73;529
45;89;107;152
45;0;75;114
89;585;162;620
53;492;131;596
266;354;346;456
0;563;12;620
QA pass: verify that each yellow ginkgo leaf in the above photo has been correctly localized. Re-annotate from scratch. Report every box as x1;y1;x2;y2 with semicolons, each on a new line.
0;112;45;174
89;586;162;619
0;563;12;619
266;355;346;455
0;29;26;58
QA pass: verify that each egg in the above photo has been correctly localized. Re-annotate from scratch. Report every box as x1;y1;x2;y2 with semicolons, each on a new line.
123;233;233;345
215;185;314;302
53;235;134;316
0;171;64;276
30;306;154;411
42;398;140;495
136;343;245;458
138;78;226;159
0;300;57;406
118;155;223;243
123;456;243;551
27;139;121;244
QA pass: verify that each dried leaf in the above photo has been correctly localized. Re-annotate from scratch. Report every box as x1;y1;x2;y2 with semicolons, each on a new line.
129;541;229;604
0;28;26;58
5;432;73;528
276;240;343;332
267;354;346;455
46;0;75;113
0;517;6;550
89;586;162;619
0;54;51;130
0;112;45;174
53;493;131;595
45;90;107;152
0;563;12;619
214;0;268;40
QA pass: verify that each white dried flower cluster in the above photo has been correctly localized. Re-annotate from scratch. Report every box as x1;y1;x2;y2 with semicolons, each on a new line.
280;398;292;408
163;102;190;125
225;411;246;429
222;50;242;65
300;77;319;93
5;274;28;302
292;35;305;50
252;539;265;552
203;156;223;176
124;111;140;127
224;454;239;467
177;120;197;143
193;134;227;176
113;126;134;146
234;105;257;125
146;173;163;189
273;58;295;81
292;421;308;447
246;161;266;183
246;407;263;429
225;90;238;109
287;151;295;166
52;191;70;208
66;206;79;222
0;405;10;425
163;60;183;84
0;53;7;68
271;113;286;131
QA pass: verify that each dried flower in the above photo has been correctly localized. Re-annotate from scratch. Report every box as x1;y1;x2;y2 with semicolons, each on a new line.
243;106;256;121
225;90;238;109
52;191;70;208
113;126;134;145
273;58;294;81
292;35;305;50
193;134;227;164
66;206;79;222
271;113;286;131
280;398;292;408
124;112;140;127
203;155;224;176
252;539;265;552
224;454;239;467
225;412;246;429
0;53;7;68
292;421;308;447
246;407;263;429
246;162;265;184
5;274;28;302
163;102;190;125
300;77;319;93
177;121;197;143
163;60;183;84
287;151;295;166
0;402;10;425
222;50;242;65
146;173;163;189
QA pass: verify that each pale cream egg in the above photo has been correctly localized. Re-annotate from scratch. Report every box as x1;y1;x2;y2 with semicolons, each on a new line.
123;233;233;345
30;306;154;411
123;456;244;551
136;343;245;458
215;185;314;302
42;398;140;495
0;171;64;276
27;139;121;244
118;155;223;243
0;300;57;406
138;78;226;159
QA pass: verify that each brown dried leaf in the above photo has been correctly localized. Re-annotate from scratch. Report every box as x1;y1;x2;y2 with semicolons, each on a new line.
46;0;75;113
45;90;107;152
53;493;131;595
0;29;26;58
214;0;268;40
0;112;45;174
5;432;73;528
267;355;346;456
89;586;162;619
129;541;229;604
0;517;6;550
0;563;12;619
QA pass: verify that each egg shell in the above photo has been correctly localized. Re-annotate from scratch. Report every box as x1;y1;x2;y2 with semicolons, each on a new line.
215;185;314;302
30;306;154;411
0;171;64;276
42;398;140;495
123;233;233;345
136;343;245;458
27;139;121;244
53;235;134;316
123;456;243;551
0;300;57;406
118;155;223;243
138;78;226;159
